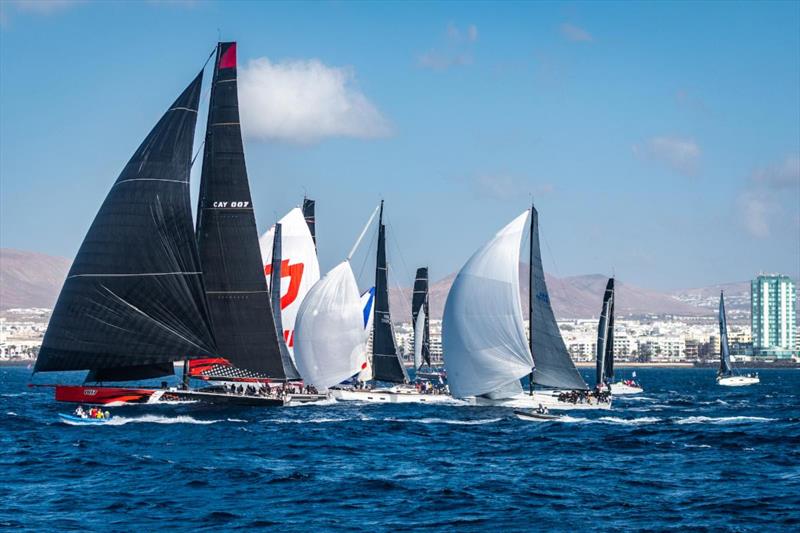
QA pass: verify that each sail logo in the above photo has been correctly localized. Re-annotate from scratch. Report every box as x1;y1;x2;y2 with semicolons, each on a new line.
83;389;97;396
212;201;250;208
536;291;550;304
264;260;305;309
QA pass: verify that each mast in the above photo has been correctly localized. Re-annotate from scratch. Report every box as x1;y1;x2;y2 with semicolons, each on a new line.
370;201;408;383
195;42;285;379
35;72;218;379
528;205;534;395
270;223;301;380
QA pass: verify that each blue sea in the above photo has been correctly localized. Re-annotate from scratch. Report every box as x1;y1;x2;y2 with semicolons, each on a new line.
2;367;799;531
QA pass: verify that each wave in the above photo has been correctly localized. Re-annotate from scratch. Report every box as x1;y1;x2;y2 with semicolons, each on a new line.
683;444;712;448
556;415;661;425
673;416;774;425
386;417;502;426
1;393;26;398
6;411;18;416
62;415;225;426
617;396;657;402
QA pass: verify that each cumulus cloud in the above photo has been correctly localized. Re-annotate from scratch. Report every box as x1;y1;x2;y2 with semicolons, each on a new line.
633;136;701;176
560;23;593;42
738;155;800;238
238;57;391;144
418;22;478;70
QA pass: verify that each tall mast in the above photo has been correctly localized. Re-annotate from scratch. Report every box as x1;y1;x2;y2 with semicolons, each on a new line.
528;205;534;395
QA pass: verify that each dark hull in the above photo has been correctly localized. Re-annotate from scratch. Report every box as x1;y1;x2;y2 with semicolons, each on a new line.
162;390;285;406
54;385;288;406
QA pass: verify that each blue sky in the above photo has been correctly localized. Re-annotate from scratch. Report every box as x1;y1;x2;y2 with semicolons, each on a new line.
1;0;798;290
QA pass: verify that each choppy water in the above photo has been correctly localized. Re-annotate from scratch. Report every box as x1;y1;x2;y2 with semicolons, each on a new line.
2;367;799;531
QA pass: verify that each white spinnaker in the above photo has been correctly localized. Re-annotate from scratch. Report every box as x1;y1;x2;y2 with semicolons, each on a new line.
293;261;367;390
442;211;533;399
259;207;321;356
413;306;426;370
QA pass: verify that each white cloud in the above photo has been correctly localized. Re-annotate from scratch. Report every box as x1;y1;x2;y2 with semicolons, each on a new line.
418;23;478;70
738;155;800;238
560;23;593;42
633;136;701;176
238;57;391;144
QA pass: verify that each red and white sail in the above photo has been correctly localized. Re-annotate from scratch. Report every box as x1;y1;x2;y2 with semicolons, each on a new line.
259;207;321;357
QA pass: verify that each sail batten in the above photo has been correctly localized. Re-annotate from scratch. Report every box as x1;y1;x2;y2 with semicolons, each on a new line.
35;72;218;377
443;211;533;398
195;41;285;379
530;207;589;390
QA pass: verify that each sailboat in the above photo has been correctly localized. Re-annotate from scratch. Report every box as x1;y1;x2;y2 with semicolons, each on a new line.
442;206;611;411
595;278;642;395
31;43;312;406
411;267;445;383
331;202;455;404
717;291;759;386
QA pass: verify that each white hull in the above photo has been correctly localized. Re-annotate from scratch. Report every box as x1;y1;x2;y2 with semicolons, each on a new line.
331;387;462;405
717;375;759;387
610;382;643;395
467;391;612;411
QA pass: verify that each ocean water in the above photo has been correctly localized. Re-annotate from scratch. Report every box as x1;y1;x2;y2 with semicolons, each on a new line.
2;367;799;531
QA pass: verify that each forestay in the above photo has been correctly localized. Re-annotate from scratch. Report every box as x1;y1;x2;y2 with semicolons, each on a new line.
293;261;367;390
443;211;533;398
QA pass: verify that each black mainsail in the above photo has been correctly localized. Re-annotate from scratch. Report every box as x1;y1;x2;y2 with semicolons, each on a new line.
595;278;615;387
718;291;733;377
370;201;408;383
412;267;431;368
270;223;301;379
302;197;317;250
35;73;217;379
195;42;285;379
529;205;588;390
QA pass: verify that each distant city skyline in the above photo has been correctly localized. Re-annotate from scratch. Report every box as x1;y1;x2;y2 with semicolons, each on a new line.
1;1;798;290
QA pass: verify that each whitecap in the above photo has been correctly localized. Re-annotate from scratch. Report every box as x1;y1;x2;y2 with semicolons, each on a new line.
673;416;774;425
385;417;502;426
6;411;18;416
598;416;661;425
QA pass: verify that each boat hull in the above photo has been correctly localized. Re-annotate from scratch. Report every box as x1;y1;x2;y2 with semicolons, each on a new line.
55;385;156;405
717;375;760;387
331;387;460;404
467;391;612;411
610;382;643;395
58;413;112;425
514;410;560;422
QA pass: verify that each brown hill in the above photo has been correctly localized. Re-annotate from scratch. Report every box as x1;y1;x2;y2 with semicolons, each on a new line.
0;249;70;310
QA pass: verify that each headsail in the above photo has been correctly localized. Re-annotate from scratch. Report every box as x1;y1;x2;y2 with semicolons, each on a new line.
412;267;431;368
302;197;317;250
370;201;408;383
357;287;376;382
293;261;368;390
530;206;588;390
718;291;733;376
443;211;533;398
259;207;321;357
270;224;301;380
35;72;217;378
413;306;427;370
195;42;285;379
595;278;615;387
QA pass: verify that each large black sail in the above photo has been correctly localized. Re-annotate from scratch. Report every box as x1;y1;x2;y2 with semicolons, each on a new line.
302;197;317;250
718;292;733;376
412;267;431;367
595;278;615;386
371;202;408;383
35;73;217;378
270;224;301;379
529;206;588;390
195;42;285;378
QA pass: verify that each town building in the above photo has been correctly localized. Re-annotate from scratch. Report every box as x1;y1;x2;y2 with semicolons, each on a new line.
751;274;797;358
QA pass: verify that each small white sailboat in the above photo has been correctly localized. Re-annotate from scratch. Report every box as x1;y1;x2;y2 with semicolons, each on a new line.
443;206;611;411
717;291;759;387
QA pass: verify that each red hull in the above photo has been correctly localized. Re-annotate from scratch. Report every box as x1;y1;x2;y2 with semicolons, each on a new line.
55;385;156;405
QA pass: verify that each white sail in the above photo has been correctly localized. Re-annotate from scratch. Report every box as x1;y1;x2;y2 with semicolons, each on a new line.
259;207;321;357
413;306;426;370
442;211;533;399
358;288;375;382
293;261;367;390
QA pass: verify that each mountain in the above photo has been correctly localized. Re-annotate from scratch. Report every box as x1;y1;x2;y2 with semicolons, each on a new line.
388;265;704;321
0;249;70;310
